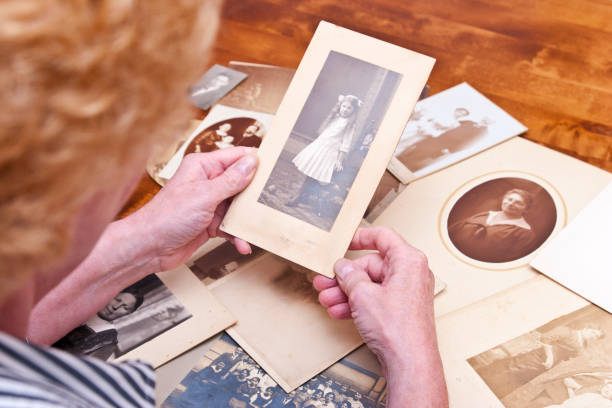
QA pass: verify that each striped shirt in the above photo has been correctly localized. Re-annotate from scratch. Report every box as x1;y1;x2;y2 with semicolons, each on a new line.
0;332;155;408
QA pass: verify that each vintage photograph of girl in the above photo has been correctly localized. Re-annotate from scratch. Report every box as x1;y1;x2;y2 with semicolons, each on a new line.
258;51;401;231
447;177;558;263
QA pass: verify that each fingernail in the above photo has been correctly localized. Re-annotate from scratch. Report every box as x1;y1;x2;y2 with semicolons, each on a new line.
235;155;257;175
335;263;353;280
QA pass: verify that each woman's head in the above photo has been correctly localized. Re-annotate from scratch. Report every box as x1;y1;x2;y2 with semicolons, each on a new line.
501;188;533;217
0;0;221;300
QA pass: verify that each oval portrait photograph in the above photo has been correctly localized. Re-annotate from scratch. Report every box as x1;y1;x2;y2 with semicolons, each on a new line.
447;177;557;263
184;117;266;155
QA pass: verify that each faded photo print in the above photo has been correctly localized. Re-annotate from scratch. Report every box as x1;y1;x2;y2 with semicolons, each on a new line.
447;177;557;263
258;51;402;231
393;83;526;180
55;275;191;360
163;334;388;408
189;64;247;110
188;242;266;285
468;305;612;408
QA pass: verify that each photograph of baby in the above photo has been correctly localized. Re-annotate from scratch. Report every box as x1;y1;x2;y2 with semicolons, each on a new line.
258;51;402;231
447;177;557;263
159;106;274;180
54;275;192;361
468;304;612;408
162;334;388;408
391;82;527;182
189;64;248;110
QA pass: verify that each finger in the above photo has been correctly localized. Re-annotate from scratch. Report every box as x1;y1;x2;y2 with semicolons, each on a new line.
318;287;348;308
313;275;338;291
351;253;385;283
327;303;352;320
197;147;257;178
205;153;259;206
233;238;252;255
349;227;422;264
206;200;228;238
334;258;373;297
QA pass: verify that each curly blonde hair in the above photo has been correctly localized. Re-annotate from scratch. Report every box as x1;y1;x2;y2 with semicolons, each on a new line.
0;0;221;300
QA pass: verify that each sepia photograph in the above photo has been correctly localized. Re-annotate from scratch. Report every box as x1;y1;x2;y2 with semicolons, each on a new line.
447;177;557;263
257;50;402;231
219;62;296;114
188;241;266;285
189;64;248;110
184;117;266;154
54;274;192;361
159;105;274;180
389;82;527;183
468;304;612;408
162;334;388;408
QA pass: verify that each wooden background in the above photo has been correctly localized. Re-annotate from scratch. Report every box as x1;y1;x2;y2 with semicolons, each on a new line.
120;0;612;217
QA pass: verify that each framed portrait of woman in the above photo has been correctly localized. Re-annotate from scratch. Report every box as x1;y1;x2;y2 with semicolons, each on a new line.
221;21;435;277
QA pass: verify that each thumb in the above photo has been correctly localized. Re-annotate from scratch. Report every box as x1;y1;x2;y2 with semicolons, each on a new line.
334;258;373;297
206;154;258;204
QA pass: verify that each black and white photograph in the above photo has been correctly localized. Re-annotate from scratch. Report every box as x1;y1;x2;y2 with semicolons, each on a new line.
468;305;612;408
163;334;388;408
159;105;274;180
257;51;402;231
389;82;527;183
54;274;192;361
188;241;266;285
447;177;557;263
189;64;248;110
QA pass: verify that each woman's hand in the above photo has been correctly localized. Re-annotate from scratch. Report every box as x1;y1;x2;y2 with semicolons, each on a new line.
129;147;258;272
313;227;448;408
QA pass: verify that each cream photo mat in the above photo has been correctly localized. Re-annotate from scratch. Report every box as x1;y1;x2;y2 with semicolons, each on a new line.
115;265;235;368
435;276;591;408
209;253;364;392
372;137;612;318
221;21;435;277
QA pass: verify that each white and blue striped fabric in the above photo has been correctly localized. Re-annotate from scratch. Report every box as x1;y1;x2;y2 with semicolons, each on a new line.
0;332;155;408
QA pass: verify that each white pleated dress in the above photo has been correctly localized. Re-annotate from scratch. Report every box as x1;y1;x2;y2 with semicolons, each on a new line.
292;117;352;184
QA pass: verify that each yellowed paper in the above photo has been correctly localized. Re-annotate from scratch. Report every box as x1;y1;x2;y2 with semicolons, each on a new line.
221;21;435;277
372;137;612;318
209;253;363;392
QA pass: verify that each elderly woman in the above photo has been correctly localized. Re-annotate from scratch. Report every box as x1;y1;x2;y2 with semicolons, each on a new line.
448;188;536;263
0;1;446;407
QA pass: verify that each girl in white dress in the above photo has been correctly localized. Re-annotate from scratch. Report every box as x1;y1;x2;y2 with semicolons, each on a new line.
287;94;362;207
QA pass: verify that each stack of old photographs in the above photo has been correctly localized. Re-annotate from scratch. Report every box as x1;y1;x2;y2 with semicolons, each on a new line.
162;334;386;408
140;24;612;408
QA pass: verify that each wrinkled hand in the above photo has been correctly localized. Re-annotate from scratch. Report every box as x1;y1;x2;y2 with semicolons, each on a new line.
313;227;447;408
131;147;258;272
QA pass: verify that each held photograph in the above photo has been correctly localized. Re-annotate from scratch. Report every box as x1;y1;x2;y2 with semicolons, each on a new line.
55;275;192;361
258;50;402;231
159;105;274;180
468;304;612;408
388;82;527;183
447;177;557;264
163;334;388;408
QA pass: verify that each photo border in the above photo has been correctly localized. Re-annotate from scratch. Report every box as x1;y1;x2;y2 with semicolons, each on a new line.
221;21;435;277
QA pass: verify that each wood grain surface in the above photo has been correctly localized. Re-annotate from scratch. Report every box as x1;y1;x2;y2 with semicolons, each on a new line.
120;0;611;218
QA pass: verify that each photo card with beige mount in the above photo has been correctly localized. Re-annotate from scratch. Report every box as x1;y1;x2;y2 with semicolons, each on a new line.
55;265;236;368
372;137;612;318
221;21;435;277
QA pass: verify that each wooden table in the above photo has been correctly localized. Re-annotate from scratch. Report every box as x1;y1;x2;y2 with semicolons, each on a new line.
120;0;611;217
